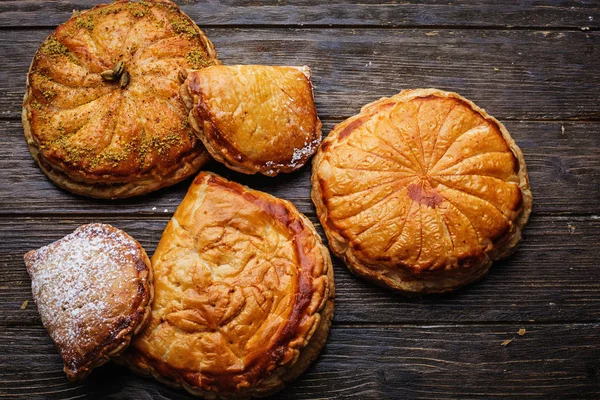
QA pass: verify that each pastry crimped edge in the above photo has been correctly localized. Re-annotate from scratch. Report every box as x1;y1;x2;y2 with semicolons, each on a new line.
70;244;154;381
311;88;533;295
180;66;322;177
25;224;154;381
23;111;211;198
21;0;219;199
121;173;335;399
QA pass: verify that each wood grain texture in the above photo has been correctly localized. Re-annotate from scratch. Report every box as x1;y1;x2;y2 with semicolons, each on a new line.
1;119;598;216
2;215;599;325
1;29;599;121
1;1;600;399
1;324;599;399
0;0;598;29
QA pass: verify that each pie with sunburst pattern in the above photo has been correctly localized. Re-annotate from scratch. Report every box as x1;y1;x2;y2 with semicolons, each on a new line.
22;0;219;198
312;89;532;294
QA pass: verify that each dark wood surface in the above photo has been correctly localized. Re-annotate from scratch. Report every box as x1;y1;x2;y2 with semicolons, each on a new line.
1;1;599;399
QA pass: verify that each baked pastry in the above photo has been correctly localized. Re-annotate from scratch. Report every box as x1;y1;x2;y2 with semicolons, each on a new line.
181;65;321;176
22;0;219;198
23;223;153;381
312;88;532;295
122;172;334;398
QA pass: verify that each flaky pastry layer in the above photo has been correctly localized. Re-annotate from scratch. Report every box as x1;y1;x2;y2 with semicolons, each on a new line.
181;65;321;176
312;88;532;294
23;0;219;198
121;172;334;398
24;223;153;381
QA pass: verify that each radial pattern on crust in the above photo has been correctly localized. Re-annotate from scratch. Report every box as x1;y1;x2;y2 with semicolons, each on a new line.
318;94;524;271
25;1;218;180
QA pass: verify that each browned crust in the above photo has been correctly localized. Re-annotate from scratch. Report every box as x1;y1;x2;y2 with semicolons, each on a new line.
121;172;334;398
62;246;153;381
311;88;532;295
22;0;219;198
24;223;154;381
182;66;322;177
24;125;211;198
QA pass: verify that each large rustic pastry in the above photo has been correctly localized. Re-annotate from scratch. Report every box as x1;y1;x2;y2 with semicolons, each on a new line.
312;88;532;295
22;0;219;198
23;223;153;381
181;65;322;176
122;172;334;398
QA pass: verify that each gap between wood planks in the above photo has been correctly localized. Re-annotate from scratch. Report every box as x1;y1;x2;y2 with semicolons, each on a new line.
3;28;598;121
2;321;599;329
0;24;597;31
3;116;600;123
331;321;600;328
0;212;598;219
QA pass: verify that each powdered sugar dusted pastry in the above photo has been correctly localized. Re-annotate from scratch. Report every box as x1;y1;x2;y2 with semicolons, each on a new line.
121;172;334;398
312;89;532;295
181;65;322;176
22;0;219;198
23;223;153;381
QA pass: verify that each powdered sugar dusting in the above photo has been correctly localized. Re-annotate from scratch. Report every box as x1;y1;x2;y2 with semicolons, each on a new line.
291;139;321;167
263;138;321;174
290;138;320;167
24;223;143;368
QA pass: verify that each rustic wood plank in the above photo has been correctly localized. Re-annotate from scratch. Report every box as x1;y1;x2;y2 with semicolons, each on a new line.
1;2;598;399
1;324;598;399
1;119;598;216
1;29;598;120
2;215;599;325
0;0;598;29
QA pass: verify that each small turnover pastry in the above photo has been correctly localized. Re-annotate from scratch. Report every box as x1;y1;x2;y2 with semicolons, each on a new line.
181;65;322;176
312;89;532;295
22;0;219;198
122;172;334;398
23;223;153;381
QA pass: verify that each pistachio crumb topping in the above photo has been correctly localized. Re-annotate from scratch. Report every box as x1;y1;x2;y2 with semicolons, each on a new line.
75;14;95;31
46;134;91;165
42;89;56;100
99;7;119;16
40;37;70;57
30;0;213;178
128;3;146;18
186;129;196;142
139;132;150;168
91;146;131;168
171;15;198;37
30;100;43;111
186;48;211;69
153;133;182;155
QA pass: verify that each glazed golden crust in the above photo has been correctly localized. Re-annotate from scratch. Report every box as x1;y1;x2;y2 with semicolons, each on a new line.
181;65;322;176
23;0;219;198
122;172;334;398
23;223;153;381
312;89;532;294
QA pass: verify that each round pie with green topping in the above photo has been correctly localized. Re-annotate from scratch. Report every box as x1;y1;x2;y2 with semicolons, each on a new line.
312;89;532;295
22;0;219;198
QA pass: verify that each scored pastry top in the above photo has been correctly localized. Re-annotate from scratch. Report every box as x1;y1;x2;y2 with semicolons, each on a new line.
22;0;219;198
24;223;153;381
124;172;334;397
182;65;322;176
313;88;532;279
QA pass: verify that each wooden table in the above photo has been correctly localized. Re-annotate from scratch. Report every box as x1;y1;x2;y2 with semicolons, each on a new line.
1;1;599;399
